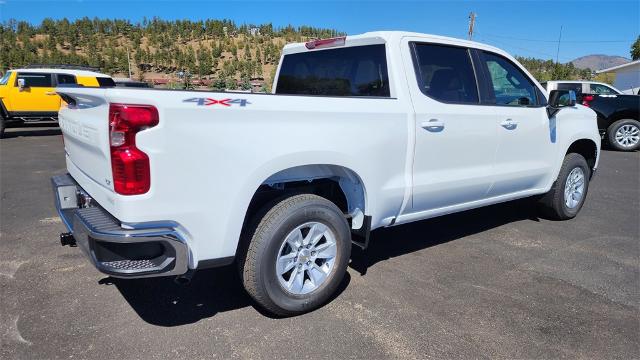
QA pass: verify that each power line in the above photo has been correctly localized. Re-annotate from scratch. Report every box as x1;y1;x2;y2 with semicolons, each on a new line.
479;32;634;43
476;33;556;58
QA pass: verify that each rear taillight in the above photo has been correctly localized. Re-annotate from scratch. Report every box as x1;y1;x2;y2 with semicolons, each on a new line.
582;94;594;107
109;103;159;195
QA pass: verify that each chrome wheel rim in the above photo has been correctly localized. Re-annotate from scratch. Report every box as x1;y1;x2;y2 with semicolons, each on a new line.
564;167;585;209
614;124;640;148
276;222;337;295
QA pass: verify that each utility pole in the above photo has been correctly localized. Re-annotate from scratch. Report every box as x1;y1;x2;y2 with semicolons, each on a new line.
468;12;476;40
554;25;563;79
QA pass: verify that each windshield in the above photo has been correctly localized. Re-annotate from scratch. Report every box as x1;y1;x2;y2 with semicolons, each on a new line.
0;71;11;85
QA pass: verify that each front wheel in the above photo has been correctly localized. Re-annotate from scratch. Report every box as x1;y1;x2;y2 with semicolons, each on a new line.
607;119;640;151
538;153;591;220
239;194;351;316
0;113;5;139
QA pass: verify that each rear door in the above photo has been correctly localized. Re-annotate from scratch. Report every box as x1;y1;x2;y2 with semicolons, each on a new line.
402;40;499;213
10;72;60;112
475;50;556;196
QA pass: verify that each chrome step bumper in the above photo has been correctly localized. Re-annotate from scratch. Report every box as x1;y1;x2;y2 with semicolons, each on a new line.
51;174;189;278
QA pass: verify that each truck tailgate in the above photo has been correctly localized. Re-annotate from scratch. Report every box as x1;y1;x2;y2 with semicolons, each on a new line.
57;88;114;192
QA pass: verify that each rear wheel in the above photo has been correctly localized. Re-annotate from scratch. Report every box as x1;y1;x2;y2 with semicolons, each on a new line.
239;194;351;316
538;153;590;220
607;119;640;151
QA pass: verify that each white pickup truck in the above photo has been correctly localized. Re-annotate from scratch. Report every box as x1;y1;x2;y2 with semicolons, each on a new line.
52;31;601;316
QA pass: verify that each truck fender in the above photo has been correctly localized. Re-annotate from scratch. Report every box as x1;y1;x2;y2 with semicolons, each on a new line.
547;106;601;190
227;155;369;256
0;99;8;118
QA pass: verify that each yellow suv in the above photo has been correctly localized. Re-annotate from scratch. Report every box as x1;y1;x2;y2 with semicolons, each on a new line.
0;65;115;138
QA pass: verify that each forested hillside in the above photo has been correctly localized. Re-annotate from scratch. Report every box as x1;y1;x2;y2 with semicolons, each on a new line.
0;18;609;90
0;18;342;89
515;57;594;83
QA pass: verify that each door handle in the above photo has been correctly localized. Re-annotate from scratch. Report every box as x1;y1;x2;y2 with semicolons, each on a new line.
45;91;57;96
500;119;518;130
421;119;445;132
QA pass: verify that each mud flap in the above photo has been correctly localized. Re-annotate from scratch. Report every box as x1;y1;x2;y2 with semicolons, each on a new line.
351;215;372;250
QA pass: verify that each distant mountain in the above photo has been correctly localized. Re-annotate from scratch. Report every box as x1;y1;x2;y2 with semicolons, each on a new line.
571;55;630;71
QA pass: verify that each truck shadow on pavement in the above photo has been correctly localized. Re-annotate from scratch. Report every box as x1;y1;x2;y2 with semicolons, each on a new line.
103;264;352;326
105;198;538;326
350;198;541;275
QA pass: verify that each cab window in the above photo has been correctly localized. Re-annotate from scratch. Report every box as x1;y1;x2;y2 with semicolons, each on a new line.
16;73;53;87
557;83;583;95
481;52;538;106
589;83;619;95
56;74;77;86
276;44;390;97
0;71;11;85
411;43;479;104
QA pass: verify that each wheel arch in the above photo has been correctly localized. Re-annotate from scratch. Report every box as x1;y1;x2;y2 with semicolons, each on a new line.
247;164;367;228
0;99;8;118
233;163;369;259
565;138;598;177
607;110;639;124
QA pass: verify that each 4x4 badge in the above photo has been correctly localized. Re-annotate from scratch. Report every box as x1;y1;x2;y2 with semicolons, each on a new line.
183;97;251;107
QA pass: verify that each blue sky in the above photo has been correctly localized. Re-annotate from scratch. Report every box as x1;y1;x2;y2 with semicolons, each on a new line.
1;0;638;62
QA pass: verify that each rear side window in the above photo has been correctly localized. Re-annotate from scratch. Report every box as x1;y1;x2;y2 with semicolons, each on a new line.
589;83;619;95
57;74;77;85
411;43;479;104
16;72;53;87
557;83;583;95
276;44;390;97
480;52;538;106
97;77;116;87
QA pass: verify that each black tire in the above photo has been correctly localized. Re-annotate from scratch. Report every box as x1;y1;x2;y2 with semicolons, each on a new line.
0;112;5;139
538;153;591;220
239;194;351;316
607;119;640;151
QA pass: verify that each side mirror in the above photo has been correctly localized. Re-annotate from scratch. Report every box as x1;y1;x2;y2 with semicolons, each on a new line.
547;90;576;117
549;89;576;107
17;78;26;91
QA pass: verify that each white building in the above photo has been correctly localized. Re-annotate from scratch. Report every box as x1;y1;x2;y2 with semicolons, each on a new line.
596;60;640;95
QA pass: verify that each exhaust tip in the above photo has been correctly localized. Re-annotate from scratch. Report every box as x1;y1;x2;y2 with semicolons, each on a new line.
60;232;76;247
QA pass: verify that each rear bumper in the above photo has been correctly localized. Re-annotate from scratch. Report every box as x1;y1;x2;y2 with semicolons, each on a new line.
51;174;189;278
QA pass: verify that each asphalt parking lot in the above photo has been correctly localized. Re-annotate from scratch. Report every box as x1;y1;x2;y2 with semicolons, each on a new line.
1;124;638;359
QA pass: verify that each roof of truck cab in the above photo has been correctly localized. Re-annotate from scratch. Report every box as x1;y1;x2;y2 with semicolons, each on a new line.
9;68;111;77
282;31;507;57
546;80;610;84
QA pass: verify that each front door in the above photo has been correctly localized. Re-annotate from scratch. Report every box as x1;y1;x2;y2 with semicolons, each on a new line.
475;50;557;196
10;72;60;113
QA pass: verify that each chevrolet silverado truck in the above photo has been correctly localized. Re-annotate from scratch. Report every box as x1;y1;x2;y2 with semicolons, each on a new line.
542;80;640;151
0;65;115;138
51;32;601;316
